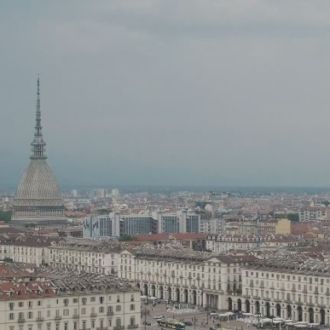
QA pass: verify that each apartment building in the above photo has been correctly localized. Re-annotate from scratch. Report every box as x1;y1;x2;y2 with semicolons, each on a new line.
0;263;140;330
0;236;57;266
206;234;300;253
48;240;122;275
299;207;326;222
229;254;330;325
118;247;254;310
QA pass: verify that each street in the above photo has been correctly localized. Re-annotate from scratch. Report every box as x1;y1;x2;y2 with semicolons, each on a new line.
141;303;259;330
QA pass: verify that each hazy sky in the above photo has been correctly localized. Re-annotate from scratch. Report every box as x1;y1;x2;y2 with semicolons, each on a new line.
1;0;330;188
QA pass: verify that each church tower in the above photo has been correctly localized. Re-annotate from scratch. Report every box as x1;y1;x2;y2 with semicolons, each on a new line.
12;78;66;225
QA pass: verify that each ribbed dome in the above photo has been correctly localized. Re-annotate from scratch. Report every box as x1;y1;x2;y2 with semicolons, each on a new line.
15;159;62;203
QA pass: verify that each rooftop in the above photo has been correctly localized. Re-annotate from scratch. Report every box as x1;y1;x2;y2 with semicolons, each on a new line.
0;263;138;301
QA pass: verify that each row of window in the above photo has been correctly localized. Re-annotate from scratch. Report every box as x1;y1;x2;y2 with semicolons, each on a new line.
9;295;135;309
8;316;137;330
246;271;330;284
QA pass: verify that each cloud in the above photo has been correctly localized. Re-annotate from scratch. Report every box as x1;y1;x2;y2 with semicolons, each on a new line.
1;0;330;188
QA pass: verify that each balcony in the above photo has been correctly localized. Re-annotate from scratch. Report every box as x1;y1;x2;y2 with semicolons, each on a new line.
107;310;114;316
114;326;125;330
18;317;26;323
127;325;139;329
54;315;62;321
97;328;108;330
36;316;44;322
90;312;97;318
73;313;80;319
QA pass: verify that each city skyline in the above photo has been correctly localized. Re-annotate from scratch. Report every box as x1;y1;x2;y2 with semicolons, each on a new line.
2;1;330;187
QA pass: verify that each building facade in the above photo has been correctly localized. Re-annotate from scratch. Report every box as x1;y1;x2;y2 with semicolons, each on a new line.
119;248;253;310
228;255;330;326
0;265;140;330
206;234;299;253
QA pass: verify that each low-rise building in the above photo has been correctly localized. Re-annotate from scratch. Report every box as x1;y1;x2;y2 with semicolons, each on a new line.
206;234;300;253
0;263;140;330
229;253;330;325
119;247;254;310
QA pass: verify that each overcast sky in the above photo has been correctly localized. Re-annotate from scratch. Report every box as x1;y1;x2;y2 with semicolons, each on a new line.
1;0;330;188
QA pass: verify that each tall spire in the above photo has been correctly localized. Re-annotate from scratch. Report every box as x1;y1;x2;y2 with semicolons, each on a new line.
31;76;47;159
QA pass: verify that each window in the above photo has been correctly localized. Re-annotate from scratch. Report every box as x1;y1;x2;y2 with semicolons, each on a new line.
99;296;104;304
130;304;135;311
9;313;14;320
19;302;24;307
28;301;33;308
130;317;135;326
9;302;14;310
90;297;96;302
81;308;86;315
28;311;33;319
99;306;104;313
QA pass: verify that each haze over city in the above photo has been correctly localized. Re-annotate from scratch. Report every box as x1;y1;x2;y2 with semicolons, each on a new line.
2;1;330;188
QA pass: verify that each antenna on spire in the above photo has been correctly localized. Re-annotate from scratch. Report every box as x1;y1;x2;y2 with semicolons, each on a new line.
30;75;47;159
37;74;40;96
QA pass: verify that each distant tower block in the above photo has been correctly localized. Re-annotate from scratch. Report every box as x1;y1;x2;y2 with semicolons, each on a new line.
12;77;66;225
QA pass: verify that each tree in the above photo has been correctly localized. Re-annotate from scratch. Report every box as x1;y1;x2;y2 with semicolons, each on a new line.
0;211;12;222
118;234;136;241
287;213;299;222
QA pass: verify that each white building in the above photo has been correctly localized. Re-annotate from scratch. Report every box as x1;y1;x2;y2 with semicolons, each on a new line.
0;236;55;266
118;247;254;310
0;263;140;330
206;234;299;253
299;207;326;222
228;254;330;326
48;240;122;275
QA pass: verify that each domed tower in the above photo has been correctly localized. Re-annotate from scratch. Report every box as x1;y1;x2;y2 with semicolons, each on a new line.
12;78;66;225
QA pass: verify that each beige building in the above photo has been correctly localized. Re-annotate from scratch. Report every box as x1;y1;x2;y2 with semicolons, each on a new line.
0;264;140;330
0;236;55;266
229;254;330;325
119;247;254;310
0;236;122;275
275;218;291;235
48;240;121;275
